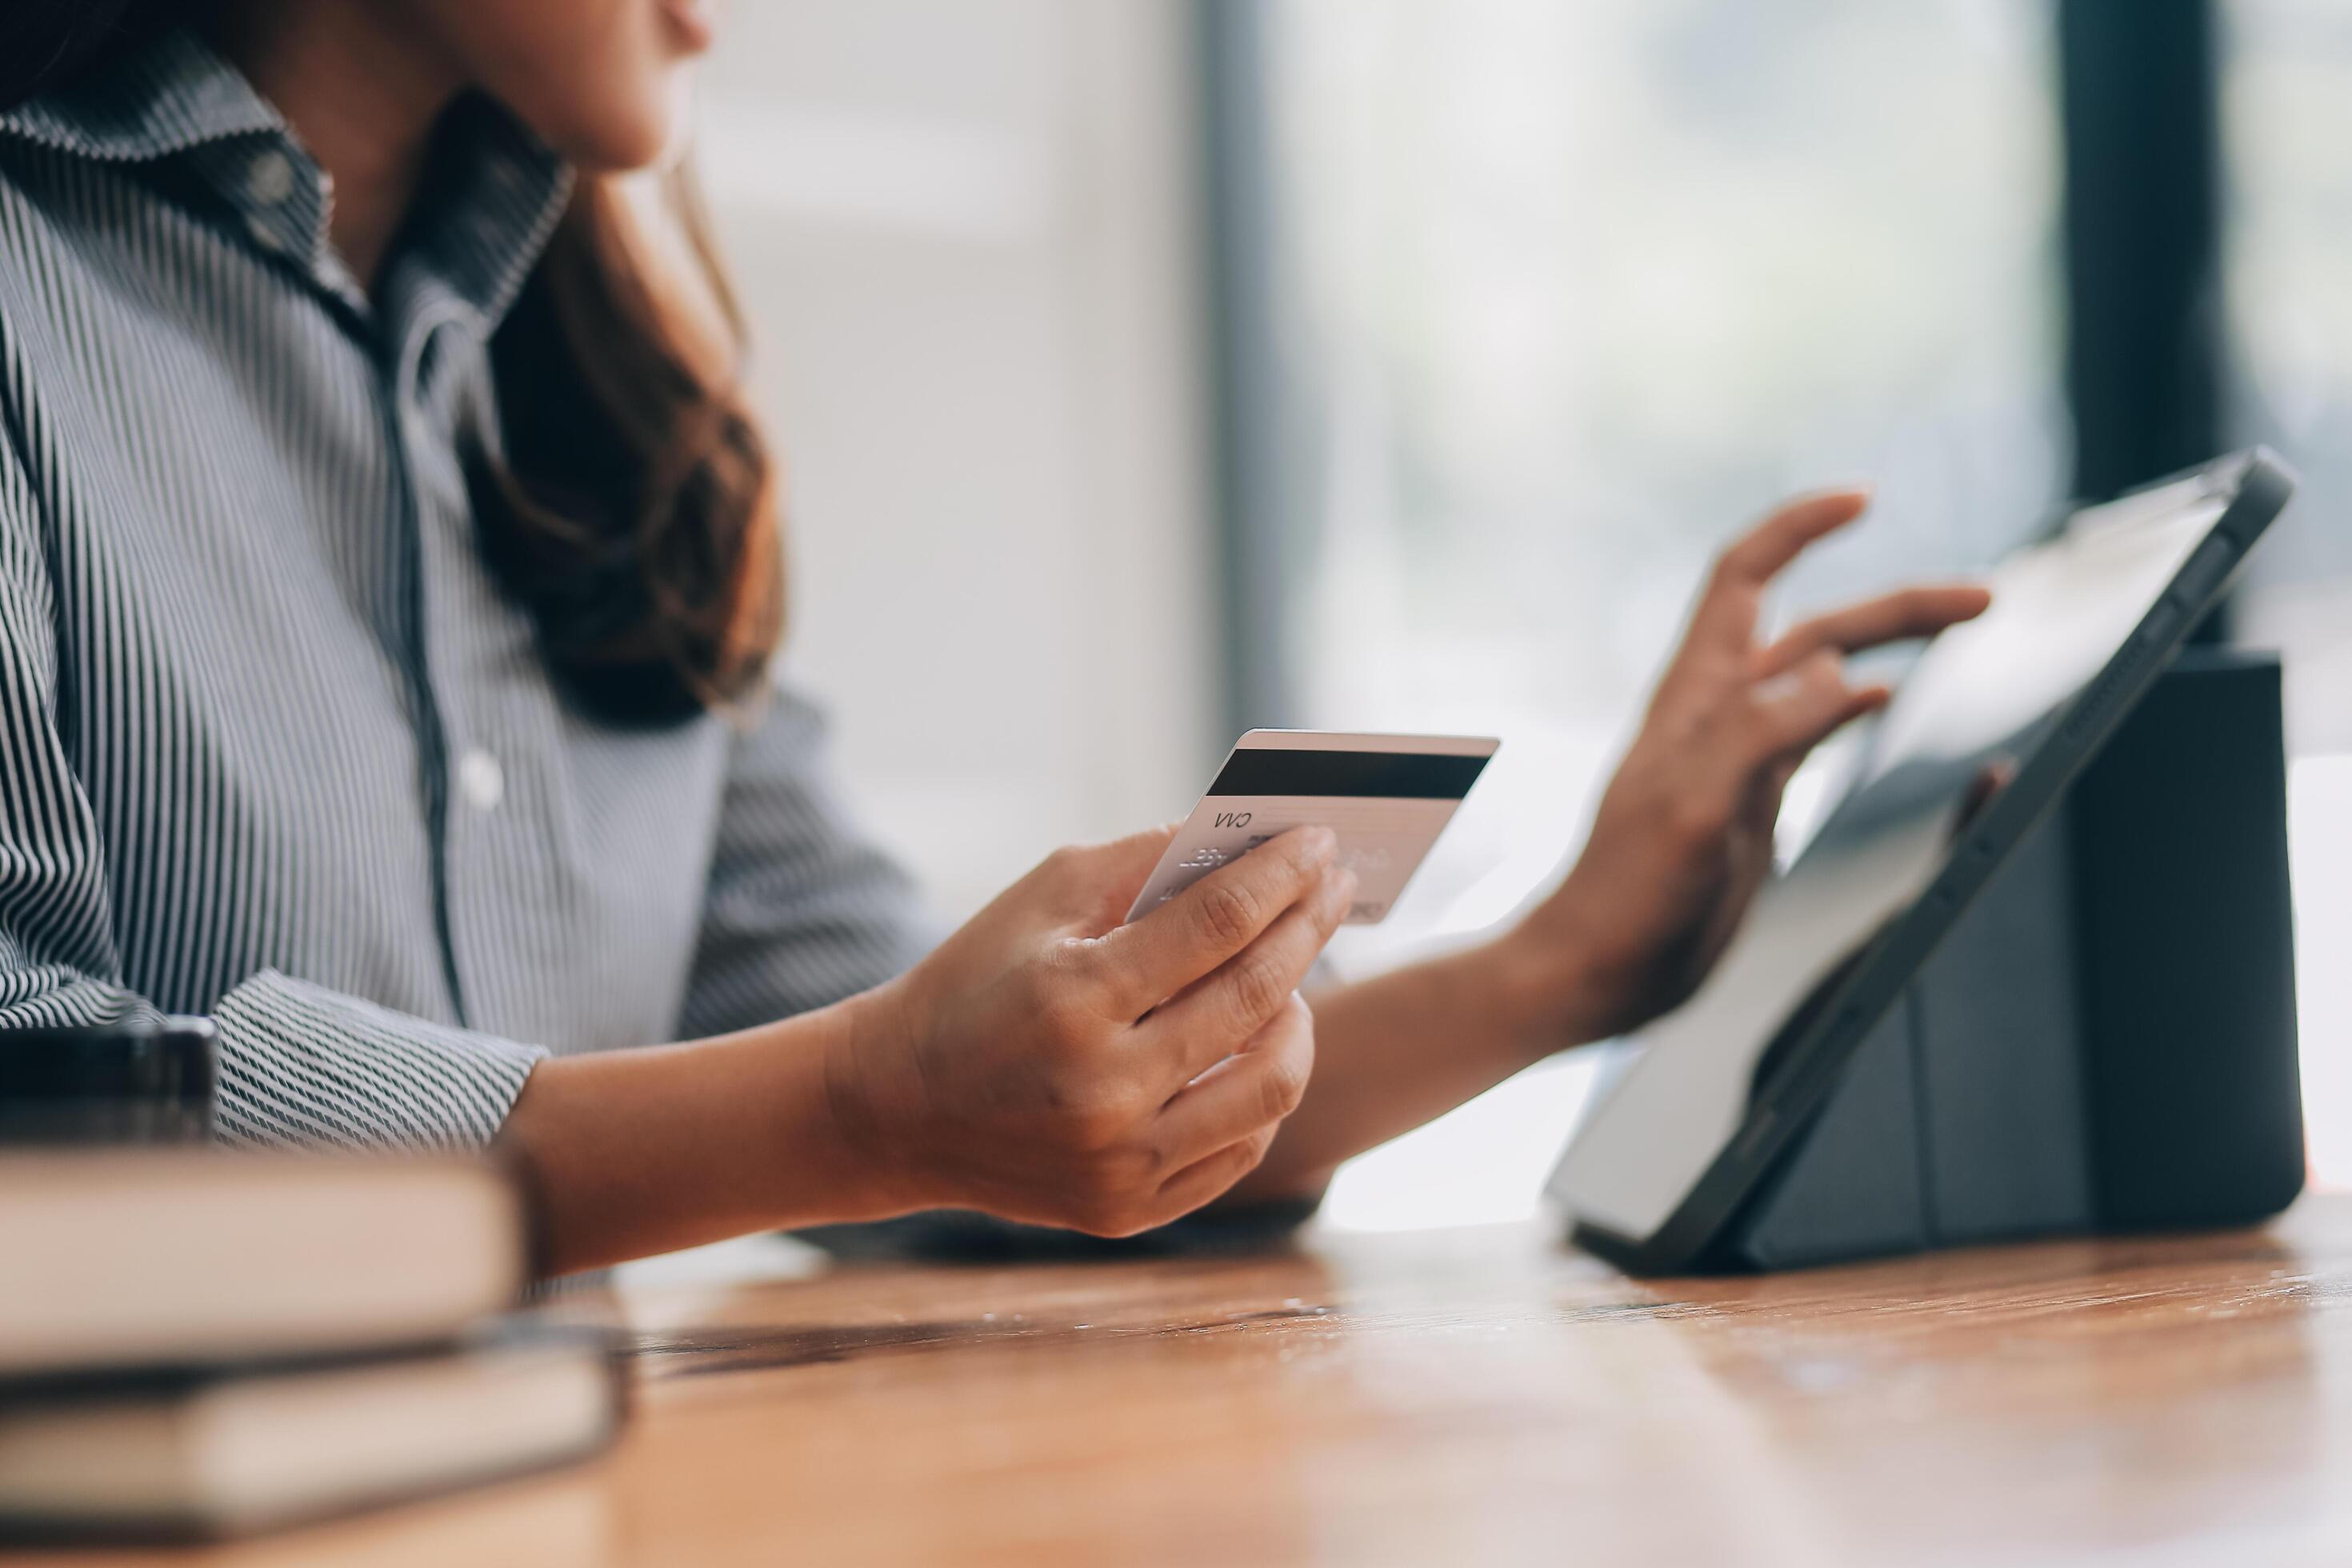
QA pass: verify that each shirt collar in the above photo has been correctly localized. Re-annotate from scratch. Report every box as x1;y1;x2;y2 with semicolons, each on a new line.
390;94;575;338
0;28;280;162
0;27;572;334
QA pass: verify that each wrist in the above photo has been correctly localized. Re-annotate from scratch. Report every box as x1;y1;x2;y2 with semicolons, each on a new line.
498;1011;901;1274
807;979;940;1221
1485;898;1615;1061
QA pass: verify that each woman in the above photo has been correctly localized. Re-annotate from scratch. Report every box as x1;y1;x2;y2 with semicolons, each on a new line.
0;1;1986;1274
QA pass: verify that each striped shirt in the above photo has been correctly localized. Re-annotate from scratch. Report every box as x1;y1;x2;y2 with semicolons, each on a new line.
0;30;935;1150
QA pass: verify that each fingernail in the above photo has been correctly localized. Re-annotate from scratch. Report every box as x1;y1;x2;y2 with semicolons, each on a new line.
1304;826;1338;858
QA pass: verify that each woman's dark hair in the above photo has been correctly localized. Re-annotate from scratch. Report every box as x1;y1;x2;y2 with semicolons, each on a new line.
2;4;785;726
0;1;163;109
471;175;782;725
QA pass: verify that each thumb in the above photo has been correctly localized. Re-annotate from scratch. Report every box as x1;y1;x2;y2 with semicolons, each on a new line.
1049;822;1182;934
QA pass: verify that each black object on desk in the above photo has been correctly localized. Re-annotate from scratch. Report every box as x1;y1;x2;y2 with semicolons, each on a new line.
1717;649;2302;1270
0;1016;217;1146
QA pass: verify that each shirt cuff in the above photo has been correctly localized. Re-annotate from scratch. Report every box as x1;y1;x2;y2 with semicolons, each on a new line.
209;970;549;1152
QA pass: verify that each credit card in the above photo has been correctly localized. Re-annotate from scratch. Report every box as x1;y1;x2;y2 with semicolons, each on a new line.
1126;730;1500;926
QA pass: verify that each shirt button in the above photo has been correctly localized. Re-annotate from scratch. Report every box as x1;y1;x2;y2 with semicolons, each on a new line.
246;150;297;206
244;213;286;254
455;748;505;814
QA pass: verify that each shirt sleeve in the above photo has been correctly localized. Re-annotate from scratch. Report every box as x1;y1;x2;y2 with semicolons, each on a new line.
676;682;940;1039
0;416;546;1153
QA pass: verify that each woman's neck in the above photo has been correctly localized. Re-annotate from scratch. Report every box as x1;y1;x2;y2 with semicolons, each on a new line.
200;2;466;289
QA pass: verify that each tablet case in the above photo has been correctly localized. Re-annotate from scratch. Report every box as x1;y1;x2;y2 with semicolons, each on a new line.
1707;649;2303;1272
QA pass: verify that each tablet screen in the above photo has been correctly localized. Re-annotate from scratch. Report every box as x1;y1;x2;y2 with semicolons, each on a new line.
1551;468;2238;1244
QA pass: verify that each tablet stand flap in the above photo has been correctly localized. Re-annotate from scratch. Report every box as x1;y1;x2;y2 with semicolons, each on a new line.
1712;650;2300;1274
1723;1002;1927;1271
2073;651;2306;1230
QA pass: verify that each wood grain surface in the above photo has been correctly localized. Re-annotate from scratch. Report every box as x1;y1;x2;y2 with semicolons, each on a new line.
21;1200;2352;1566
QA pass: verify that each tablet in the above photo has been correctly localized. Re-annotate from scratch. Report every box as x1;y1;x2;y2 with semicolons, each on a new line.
1545;449;2297;1274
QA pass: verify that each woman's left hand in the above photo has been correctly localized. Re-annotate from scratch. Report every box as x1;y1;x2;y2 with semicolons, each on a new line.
1505;488;1991;1046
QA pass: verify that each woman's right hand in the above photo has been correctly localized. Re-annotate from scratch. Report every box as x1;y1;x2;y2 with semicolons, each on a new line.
826;824;1357;1236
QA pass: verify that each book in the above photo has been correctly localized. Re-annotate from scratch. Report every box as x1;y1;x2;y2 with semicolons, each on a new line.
0;1150;526;1378
0;1334;621;1540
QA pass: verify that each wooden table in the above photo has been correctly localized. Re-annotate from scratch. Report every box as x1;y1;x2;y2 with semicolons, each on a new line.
30;1198;2352;1566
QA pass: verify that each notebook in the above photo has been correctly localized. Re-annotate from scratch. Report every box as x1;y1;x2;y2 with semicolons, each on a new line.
0;1333;620;1540
0;1150;525;1377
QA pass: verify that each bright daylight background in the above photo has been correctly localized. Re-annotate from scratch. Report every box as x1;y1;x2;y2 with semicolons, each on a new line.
684;0;2352;1242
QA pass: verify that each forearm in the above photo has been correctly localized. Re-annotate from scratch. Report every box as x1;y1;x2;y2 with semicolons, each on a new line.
498;998;912;1277
1220;927;1584;1206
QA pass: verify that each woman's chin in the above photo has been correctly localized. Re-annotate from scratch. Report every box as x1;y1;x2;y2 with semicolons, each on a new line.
553;102;686;175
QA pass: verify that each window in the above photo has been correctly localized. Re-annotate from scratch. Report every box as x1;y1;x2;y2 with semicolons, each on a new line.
1212;0;2067;1230
2227;0;2352;1185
